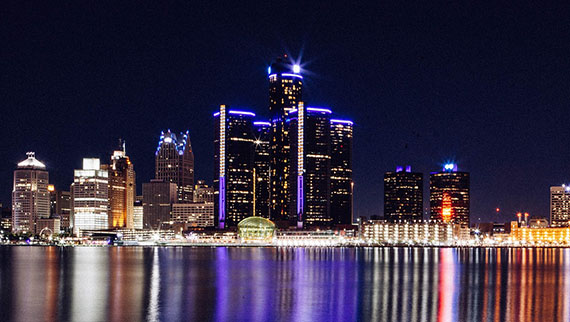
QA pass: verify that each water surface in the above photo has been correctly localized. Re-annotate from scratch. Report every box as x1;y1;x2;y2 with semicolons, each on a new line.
0;246;569;321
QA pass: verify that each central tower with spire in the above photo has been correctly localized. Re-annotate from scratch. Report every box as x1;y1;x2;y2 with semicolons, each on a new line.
268;54;303;222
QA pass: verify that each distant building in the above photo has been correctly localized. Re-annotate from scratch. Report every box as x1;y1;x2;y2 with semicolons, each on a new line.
384;166;423;222
550;185;570;227
510;221;570;244
133;196;143;230
171;202;215;228
142;179;176;229
36;217;61;236
107;141;136;229
214;105;255;228
268;55;303;222
253;121;271;218
290;104;332;228
360;219;468;245
330;119;353;225
429;163;470;226
71;158;109;234
48;185;71;234
193;180;214;203
12;152;50;234
155;130;195;202
1;204;11;231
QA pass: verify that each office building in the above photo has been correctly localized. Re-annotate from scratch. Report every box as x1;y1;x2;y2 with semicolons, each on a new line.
253;121;271;218
289;104;332;228
330;119;353;225
550;185;570;227
48;185;71;233
268;54;303;221
214;105;256;228
193;180;214;203
12;152;50;234
384;166;423;222
429;163;470;226
71;158;109;234
133;196;143;230
108;141;136;229
142;179;177;229
171;202;215;227
155;130;195;202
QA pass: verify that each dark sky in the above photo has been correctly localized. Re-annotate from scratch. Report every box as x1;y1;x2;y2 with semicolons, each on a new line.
2;2;570;223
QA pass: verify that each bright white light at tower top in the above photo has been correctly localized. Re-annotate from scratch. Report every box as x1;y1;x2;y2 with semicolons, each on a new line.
293;64;300;74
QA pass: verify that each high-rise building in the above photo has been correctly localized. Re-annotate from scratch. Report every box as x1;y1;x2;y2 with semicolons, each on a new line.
550;185;570;227
384;166;423;222
330;119;354;225
133;196;143;230
193;180;214;203
290;104;332;228
268;54;303;222
429;163;470;226
253;121;271;218
214;105;255;228
71;158;109;234
171;202;215;228
142;179;177;229
48;185;71;233
155;130;195;202
12;152;50;234
107;141;136;229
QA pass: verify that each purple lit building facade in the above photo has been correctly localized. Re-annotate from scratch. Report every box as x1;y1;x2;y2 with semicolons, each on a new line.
214;106;256;228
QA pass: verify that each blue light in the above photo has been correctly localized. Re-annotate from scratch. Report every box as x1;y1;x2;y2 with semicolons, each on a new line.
396;166;403;173
267;66;271;75
443;163;457;172
306;107;332;114
331;119;353;125
281;73;303;79
213;112;220;117
253;121;271;126
228;110;256;117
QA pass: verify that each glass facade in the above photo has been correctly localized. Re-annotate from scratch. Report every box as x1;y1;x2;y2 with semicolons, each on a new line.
253;122;271;218
237;216;276;242
384;167;423;222
330;120;353;225
430;166;470;226
214;106;255;228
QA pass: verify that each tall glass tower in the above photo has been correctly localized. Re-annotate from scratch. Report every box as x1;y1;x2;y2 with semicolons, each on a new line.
429;163;470;226
253;121;271;218
214;105;256;228
268;54;303;222
330;119;354;225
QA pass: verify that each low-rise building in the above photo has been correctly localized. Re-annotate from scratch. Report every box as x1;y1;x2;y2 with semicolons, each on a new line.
171;202;214;228
360;219;468;245
509;221;570;244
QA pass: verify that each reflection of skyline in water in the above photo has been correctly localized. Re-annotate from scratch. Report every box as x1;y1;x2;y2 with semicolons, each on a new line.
0;247;569;321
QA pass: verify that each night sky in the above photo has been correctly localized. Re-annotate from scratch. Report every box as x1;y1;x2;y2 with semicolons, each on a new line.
2;2;570;224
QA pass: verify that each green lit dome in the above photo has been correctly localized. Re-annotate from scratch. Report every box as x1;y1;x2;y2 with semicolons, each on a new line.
238;217;276;242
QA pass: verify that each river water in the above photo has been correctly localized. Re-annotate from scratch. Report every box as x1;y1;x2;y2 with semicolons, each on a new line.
0;246;568;321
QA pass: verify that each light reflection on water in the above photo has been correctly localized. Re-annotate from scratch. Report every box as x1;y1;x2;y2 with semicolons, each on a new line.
0;247;569;321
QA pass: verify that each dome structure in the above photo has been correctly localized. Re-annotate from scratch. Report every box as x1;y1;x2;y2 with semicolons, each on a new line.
237;217;276;242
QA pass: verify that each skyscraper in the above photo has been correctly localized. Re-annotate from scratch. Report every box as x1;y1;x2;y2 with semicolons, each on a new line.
155;130;195;202
268;54;303;222
550;185;570;227
330;119;354;225
108;140;136;229
48;186;71;234
430;163;470;226
253;121;271;218
214;105;255;228
12;152;50;234
142;179;177;229
72;158;109;234
290;104;332;228
384;166;423;222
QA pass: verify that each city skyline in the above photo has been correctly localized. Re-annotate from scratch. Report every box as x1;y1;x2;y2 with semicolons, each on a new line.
2;3;570;223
